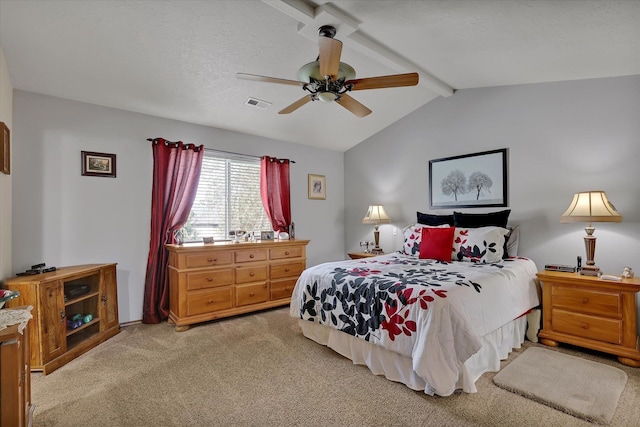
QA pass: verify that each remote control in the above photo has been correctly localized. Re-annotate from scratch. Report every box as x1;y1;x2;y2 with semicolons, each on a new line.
600;274;622;282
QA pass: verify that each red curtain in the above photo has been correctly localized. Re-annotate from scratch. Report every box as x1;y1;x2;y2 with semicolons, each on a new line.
260;156;291;233
142;138;204;324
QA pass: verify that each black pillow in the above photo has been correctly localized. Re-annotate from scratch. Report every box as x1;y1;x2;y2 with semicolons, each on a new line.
417;211;454;226
453;209;511;228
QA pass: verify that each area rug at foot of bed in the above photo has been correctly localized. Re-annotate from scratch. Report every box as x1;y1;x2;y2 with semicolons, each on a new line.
493;347;627;425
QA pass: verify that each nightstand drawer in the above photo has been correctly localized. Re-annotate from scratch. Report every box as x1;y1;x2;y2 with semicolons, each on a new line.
552;286;621;318
552;309;622;344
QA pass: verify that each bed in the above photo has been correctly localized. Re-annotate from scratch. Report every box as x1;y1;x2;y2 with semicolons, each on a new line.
290;217;539;396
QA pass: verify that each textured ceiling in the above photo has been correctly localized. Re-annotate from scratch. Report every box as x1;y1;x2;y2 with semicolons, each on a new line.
1;0;639;152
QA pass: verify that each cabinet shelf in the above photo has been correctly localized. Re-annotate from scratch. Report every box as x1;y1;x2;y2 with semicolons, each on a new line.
65;317;100;337
64;291;99;306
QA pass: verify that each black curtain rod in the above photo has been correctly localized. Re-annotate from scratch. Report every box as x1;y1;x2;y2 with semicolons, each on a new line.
147;138;295;163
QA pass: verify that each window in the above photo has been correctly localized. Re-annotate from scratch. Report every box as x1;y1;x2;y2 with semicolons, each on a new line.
181;151;271;242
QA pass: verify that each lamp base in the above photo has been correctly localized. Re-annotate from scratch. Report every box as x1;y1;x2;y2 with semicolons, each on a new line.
580;265;600;276
371;247;384;254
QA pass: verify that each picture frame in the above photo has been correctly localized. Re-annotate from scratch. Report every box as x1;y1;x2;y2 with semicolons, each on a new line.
308;174;326;200
81;151;116;178
0;122;9;175
260;230;274;241
429;148;507;209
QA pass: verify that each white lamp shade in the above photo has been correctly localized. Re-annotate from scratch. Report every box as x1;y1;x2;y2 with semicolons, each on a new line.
560;191;623;223
362;205;391;224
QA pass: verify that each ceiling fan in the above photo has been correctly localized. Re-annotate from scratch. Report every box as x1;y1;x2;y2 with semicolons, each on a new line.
237;25;419;118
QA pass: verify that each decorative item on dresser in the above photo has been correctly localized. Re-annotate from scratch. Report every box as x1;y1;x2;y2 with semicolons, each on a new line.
4;264;120;375
361;205;390;254
0;306;34;427
166;239;309;331
537;270;640;367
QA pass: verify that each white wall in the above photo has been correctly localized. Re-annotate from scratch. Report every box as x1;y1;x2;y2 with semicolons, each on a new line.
345;74;640;324
0;45;12;284
12;91;345;323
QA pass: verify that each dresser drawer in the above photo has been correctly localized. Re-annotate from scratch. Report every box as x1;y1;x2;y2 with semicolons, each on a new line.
183;251;232;269
187;288;233;316
186;269;233;290
270;261;305;280
236;283;269;307
552;309;622;344
552;286;621;318
270;246;303;260
235;265;268;284
271;278;297;300
235;249;268;263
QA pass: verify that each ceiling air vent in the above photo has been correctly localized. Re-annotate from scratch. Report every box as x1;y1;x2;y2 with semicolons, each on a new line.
245;97;272;109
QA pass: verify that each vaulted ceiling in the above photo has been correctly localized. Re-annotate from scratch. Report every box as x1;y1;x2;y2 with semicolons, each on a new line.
1;0;639;151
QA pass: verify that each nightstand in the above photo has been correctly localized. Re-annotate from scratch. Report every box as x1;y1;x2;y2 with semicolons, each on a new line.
348;252;378;259
537;270;640;367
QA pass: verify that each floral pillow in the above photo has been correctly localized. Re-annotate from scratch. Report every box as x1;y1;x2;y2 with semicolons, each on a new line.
452;226;510;263
403;223;450;256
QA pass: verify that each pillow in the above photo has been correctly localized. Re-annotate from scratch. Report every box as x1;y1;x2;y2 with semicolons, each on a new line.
504;225;520;258
452;226;510;263
403;223;450;256
419;227;455;261
453;209;511;228
416;211;454;226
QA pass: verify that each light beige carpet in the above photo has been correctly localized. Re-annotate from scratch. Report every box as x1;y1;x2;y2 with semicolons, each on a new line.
30;307;640;426
493;346;627;425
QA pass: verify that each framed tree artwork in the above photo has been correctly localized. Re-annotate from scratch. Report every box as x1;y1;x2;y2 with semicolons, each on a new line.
429;148;507;209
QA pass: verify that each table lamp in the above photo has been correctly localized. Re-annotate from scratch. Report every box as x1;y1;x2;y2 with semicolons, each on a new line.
362;205;390;254
560;191;622;275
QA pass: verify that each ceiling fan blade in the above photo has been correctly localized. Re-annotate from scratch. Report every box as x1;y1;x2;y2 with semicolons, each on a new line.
336;94;372;118
346;72;419;91
318;37;342;79
278;96;312;114
236;72;303;86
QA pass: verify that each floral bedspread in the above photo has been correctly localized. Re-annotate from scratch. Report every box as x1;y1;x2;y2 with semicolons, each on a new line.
290;253;539;394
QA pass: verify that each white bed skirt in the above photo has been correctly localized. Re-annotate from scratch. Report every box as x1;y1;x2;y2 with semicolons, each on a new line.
298;315;527;396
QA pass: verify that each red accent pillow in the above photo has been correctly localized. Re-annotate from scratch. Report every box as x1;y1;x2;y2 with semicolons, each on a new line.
419;227;455;261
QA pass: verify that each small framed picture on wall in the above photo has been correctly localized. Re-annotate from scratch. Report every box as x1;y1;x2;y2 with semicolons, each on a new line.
308;174;326;200
0;122;10;175
81;151;117;178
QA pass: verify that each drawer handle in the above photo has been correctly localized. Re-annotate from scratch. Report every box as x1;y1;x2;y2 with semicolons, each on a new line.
249;254;255;259
207;277;214;282
207;299;215;304
284;268;290;272
249;292;255;297
581;323;589;329
582;298;589;304
250;272;255;277
285;251;290;255
208;258;217;263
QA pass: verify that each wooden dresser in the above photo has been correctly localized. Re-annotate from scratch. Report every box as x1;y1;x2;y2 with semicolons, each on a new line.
4;264;120;374
0;314;34;426
166;239;309;331
537;270;640;367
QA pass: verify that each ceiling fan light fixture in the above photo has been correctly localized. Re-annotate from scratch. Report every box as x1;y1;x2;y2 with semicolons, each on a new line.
297;61;356;82
317;92;337;103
